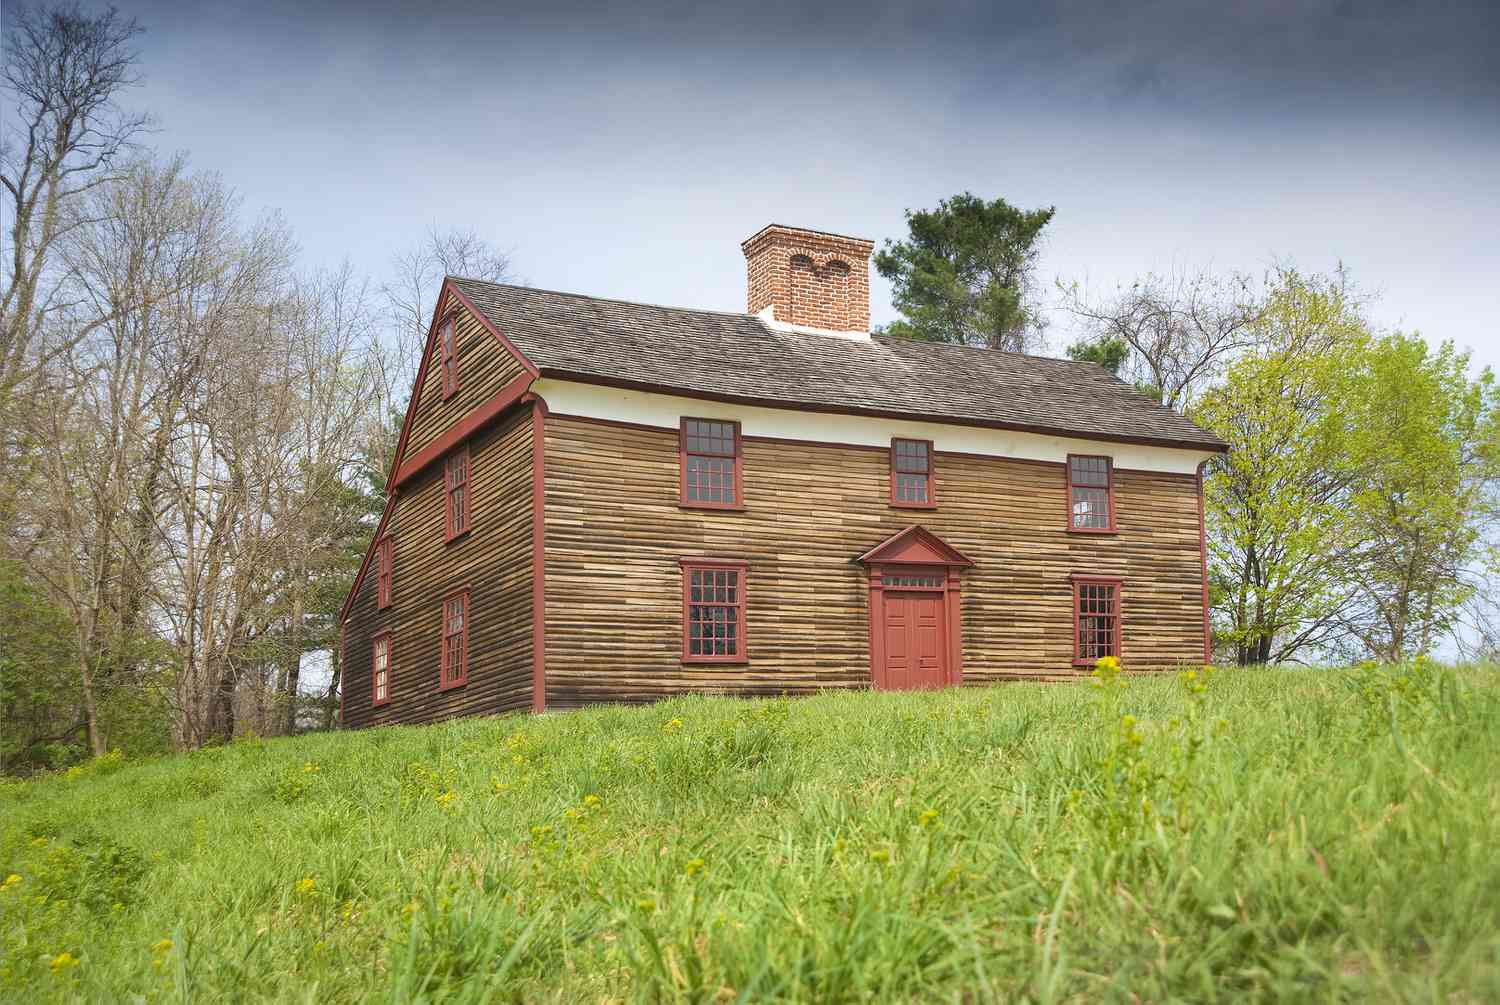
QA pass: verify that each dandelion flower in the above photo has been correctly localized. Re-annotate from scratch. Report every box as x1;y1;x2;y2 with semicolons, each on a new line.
582;794;601;807
152;939;173;954
50;952;79;974
435;790;456;807
296;877;317;896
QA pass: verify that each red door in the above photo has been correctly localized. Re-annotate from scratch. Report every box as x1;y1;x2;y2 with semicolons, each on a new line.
881;591;948;690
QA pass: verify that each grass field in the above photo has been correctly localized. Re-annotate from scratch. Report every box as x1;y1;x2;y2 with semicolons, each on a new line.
2;661;1498;1002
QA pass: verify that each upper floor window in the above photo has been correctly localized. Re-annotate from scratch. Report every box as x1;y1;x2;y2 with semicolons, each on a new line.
890;438;935;507
680;418;742;509
680;559;748;662
1067;454;1115;532
376;536;393;609
439;315;459;399
372;631;392;705
445;444;470;541
1072;576;1122;666
440;590;469;689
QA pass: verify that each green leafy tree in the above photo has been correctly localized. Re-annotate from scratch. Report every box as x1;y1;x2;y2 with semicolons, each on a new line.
1066;335;1128;375
875;192;1054;351
1335;336;1499;659
1194;270;1368;664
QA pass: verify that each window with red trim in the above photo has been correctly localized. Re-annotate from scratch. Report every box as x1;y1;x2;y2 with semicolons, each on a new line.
440;590;469;689
376;537;393;609
439;314;459;399
445;444;470;540
680;418;742;508
1073;577;1122;665
681;560;748;662
1068;454;1115;531
372;632;392;705
890;438;934;507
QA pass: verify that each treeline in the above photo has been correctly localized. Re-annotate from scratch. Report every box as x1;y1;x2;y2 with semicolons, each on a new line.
0;5;510;770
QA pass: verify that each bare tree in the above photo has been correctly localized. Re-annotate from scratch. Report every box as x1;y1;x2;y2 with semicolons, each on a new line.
1;3;149;394
1059;267;1264;410
2;158;230;754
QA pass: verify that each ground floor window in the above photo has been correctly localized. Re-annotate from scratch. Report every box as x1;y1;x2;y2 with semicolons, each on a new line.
440;590;469;688
1072;576;1122;665
680;559;749;662
372;632;392;705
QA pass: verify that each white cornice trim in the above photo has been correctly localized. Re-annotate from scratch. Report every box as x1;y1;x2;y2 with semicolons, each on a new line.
532;379;1216;475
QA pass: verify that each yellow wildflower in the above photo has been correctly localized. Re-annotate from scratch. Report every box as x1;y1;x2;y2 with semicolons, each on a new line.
152;939;173;955
582;794;601;807
303;761;320;773
683;857;705;876
50;952;79;974
918;808;940;828
869;849;890;864
662;717;684;734
31;837;48;847
637;898;657;912
2;874;20;887
435;790;457;807
296;877;317;896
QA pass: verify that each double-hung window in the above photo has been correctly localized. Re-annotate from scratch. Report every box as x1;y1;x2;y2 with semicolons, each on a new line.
680;559;748;662
372;632;392;705
680;418;742;508
890;438;935;507
1072;576;1122;665
439;314;459;399
440;590;469;689
1067;454;1115;531
445;445;471;541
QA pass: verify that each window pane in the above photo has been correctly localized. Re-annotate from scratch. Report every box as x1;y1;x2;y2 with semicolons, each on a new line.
894;440;929;473
1071;487;1109;528
1070;456;1109;487
686;456;735;503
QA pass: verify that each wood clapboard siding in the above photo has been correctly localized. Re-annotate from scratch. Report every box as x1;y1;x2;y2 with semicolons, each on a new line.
542;415;1204;708
343;407;535;728
403;290;531;460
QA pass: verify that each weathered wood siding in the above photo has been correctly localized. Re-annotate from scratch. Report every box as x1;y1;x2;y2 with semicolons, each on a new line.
344;407;535;728
542;414;1204;708
403;289;531;459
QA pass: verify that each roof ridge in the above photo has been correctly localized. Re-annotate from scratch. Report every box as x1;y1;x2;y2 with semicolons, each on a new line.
448;275;760;324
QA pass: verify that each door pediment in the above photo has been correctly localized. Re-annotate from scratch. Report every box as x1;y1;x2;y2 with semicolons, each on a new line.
855;525;974;568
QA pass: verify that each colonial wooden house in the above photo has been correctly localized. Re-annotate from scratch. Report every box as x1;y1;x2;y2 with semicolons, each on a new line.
338;224;1225;727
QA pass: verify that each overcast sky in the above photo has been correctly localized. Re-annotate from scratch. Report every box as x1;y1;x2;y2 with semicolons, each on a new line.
121;0;1499;367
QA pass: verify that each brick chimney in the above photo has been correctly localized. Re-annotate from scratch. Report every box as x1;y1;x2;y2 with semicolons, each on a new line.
741;224;874;333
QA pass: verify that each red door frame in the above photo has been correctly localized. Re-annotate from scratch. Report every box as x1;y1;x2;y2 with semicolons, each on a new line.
856;526;973;691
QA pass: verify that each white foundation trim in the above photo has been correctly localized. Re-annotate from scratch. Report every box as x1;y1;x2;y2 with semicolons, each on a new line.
532;379;1216;475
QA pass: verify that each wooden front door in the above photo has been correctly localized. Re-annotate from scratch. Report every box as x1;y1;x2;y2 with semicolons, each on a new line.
880;590;948;690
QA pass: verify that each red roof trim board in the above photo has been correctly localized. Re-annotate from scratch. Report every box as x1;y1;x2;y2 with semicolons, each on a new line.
338;493;396;624
384;278;539;495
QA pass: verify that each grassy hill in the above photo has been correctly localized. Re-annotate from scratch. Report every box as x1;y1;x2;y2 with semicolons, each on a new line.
3;662;1498;1002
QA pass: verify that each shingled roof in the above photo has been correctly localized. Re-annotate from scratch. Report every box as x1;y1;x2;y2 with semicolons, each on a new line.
450;277;1227;452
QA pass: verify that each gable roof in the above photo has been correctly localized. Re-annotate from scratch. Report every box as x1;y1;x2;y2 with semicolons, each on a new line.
449;277;1225;452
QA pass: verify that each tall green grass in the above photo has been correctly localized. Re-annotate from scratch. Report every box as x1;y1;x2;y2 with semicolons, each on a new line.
3;662;1498;1002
